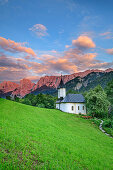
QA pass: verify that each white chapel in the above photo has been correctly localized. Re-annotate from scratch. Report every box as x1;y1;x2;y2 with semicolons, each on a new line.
56;76;86;114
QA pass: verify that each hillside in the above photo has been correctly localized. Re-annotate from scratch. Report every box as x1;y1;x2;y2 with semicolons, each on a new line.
0;99;113;169
65;71;113;92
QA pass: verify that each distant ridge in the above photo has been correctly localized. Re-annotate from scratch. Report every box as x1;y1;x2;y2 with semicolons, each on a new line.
0;68;113;97
33;68;113;90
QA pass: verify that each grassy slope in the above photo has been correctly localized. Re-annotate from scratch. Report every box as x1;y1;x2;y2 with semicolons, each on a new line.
0;99;113;170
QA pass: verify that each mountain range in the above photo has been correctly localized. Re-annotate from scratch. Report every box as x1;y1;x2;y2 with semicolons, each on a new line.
0;68;113;98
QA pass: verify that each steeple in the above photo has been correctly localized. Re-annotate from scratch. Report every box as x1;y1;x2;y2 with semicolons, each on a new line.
57;75;65;89
57;75;66;99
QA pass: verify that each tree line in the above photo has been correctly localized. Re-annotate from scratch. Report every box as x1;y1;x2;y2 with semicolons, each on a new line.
7;93;57;109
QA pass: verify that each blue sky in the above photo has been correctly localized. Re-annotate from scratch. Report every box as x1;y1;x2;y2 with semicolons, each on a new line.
0;0;113;82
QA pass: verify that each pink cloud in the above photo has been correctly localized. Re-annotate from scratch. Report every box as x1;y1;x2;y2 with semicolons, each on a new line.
65;45;70;48
88;62;113;69
29;24;48;37
100;32;111;36
0;49;112;82
0;53;34;82
0;37;36;56
100;32;113;39
72;36;96;49
25;76;40;82
46;58;78;74
106;48;113;55
0;36;113;82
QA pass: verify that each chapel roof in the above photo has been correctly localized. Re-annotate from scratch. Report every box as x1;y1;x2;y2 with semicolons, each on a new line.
56;94;85;103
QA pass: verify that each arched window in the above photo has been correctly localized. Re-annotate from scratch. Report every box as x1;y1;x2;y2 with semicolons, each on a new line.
83;106;84;110
72;106;74;111
78;106;79;110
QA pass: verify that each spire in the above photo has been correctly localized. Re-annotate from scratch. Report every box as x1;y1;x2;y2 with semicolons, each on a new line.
57;75;65;89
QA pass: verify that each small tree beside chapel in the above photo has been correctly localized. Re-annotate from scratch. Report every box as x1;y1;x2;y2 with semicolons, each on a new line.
85;85;110;118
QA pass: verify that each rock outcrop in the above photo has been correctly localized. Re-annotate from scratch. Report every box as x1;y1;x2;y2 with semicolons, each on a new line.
0;81;19;93
12;79;35;97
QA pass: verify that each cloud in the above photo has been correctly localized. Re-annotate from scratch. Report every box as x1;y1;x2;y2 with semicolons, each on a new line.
106;48;113;55
100;32;113;39
65;45;70;48
0;37;36;56
88;62;113;69
0;53;44;82
0;54;30;82
100;32;111;36
29;24;48;37
0;53;42;82
63;48;97;71
0;69;28;82
0;33;112;82
72;36;96;49
0;48;112;82
25;76;40;82
38;47;112;75
46;58;77;74
0;53;26;69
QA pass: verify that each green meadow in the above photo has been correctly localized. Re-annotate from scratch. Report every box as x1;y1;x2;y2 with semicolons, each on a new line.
0;98;113;169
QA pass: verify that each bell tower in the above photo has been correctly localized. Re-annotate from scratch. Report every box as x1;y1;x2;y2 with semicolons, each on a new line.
58;75;66;100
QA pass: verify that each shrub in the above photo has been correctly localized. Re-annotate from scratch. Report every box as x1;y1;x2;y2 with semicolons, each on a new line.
91;118;101;126
36;103;45;108
22;98;31;105
103;119;113;129
6;96;11;100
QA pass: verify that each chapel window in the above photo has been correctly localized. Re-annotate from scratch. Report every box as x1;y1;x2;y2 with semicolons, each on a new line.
78;106;79;110
72;106;74;110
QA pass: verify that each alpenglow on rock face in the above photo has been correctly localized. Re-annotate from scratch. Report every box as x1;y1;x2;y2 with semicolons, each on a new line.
33;68;113;90
12;79;35;97
0;81;19;93
0;68;113;98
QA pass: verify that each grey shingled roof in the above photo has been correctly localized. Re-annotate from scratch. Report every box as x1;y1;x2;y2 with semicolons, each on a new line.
61;94;85;103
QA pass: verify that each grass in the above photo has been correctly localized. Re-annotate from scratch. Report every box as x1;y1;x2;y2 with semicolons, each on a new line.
0;98;113;169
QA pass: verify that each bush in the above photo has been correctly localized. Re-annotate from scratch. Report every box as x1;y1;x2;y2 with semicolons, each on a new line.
36;103;45;108
102;119;113;137
103;119;113;129
22;98;32;105
6;96;11;100
91;118;101;126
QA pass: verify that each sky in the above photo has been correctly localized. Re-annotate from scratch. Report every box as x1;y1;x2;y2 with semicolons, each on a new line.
0;0;113;83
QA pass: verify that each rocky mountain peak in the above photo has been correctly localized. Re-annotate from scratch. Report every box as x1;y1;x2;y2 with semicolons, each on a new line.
0;68;113;98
